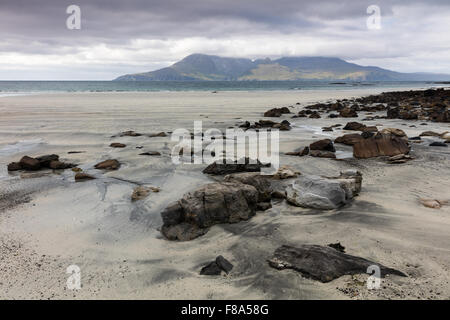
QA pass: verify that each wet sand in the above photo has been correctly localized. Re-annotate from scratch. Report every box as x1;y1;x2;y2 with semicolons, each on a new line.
0;89;449;299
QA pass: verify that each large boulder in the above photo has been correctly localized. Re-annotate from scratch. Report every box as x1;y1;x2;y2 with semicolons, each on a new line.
353;133;409;158
161;181;261;241
223;172;272;202
268;245;406;283
286;170;362;210
19;156;41;171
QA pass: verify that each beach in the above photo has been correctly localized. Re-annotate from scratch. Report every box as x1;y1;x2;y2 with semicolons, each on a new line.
0;88;449;299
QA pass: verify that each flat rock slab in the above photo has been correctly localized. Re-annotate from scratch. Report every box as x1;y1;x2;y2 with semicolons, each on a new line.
268;245;406;283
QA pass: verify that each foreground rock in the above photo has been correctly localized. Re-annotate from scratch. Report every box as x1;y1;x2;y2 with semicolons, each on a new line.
74;172;96;182
161;179;271;240
353;133;410;159
203;158;268;175
7;154;74;172
309;139;335;152
286;170;362;210
200;256;234;275
94;159;120;170
268;245;406;283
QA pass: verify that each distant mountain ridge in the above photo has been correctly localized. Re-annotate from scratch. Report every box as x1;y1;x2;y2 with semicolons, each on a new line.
114;54;450;81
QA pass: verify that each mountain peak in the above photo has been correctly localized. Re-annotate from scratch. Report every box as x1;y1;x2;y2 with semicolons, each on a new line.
114;54;449;81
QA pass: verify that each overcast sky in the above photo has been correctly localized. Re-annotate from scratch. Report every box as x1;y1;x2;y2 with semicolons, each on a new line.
1;0;450;80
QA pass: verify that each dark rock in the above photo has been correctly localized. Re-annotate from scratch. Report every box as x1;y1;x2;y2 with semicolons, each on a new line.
139;151;161;156
309;150;336;158
94;159;120;170
271;190;287;199
339;107;358;118
35;154;59;167
202;158;267;175
328;242;346;253
110;143;126;148
264;107;290;117
309;139;335;152
268;244;406;283
74;172;96;181
309;111;321;118
49;160;74;170
7;162;22;171
216;255;233;273
148;132;167;137
223;172;272;202
200;256;234;275
119;130;142;137
19;156;41;171
343;122;366;131
429;142;448;147
257;202;272;211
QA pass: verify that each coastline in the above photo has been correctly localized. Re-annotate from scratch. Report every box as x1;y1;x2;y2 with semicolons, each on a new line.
0;88;449;299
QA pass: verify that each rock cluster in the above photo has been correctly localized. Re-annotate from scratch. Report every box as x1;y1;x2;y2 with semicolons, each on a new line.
7;154;75;172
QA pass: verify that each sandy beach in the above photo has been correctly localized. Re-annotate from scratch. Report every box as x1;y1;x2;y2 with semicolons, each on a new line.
0;88;449;300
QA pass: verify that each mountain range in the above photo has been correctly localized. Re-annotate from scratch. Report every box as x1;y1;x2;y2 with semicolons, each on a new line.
114;54;450;81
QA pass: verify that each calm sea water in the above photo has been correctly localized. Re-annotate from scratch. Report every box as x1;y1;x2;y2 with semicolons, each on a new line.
0;80;446;96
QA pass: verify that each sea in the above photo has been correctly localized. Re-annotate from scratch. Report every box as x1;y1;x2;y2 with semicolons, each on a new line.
0;80;448;97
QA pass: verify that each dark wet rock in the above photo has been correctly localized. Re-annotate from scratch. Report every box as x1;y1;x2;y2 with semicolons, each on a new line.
334;134;364;146
139;151;161;156
19;156;41;171
68;151;85;154
362;126;378;133
264;107;290;117
7;162;22;171
161;181;260;241
49;160;75;170
322;126;333;132
148;132;167;137
328;242;346;253
343;122;366;131
361;131;375;139
200;256;234;275
271;190;287;199
35;154;59;167
309;150;336;158
94;159;120;170
119;130;142;137
353;133;410;159
268;245;406;283
286;170;362;210
309;139;335;152
110;143;126;148
429;142;448;147
202;158;268;175
74;172;96;181
420;131;441;137
339;107;358;118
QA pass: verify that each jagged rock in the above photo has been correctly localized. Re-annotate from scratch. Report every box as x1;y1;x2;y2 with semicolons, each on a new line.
286;170;362;210
334;134;364;146
74;173;96;181
110;143;126;148
202;158;267;175
94;159;120;170
268;245;406;283
309;139;335;152
49;160;74;169
353;133;410;158
19;156;41;171
160;181;260;241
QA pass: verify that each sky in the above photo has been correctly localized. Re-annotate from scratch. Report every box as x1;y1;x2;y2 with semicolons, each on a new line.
1;0;450;80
